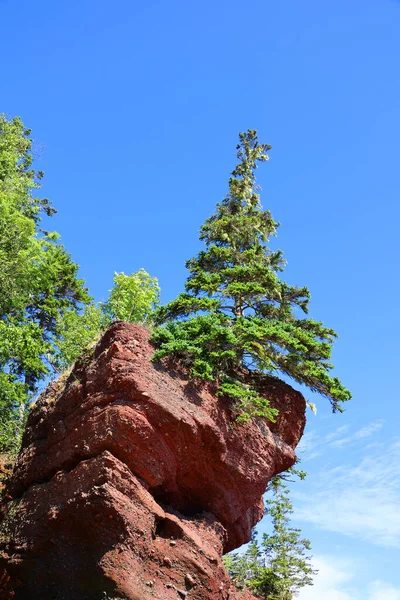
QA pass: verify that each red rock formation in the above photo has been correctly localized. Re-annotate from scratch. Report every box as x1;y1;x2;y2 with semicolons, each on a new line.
0;456;13;498
0;323;306;600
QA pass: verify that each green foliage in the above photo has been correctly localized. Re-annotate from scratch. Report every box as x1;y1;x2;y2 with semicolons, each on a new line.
218;379;278;424
54;270;160;371
0;398;25;455
224;478;317;599
0;115;162;456
103;270;160;325
0;115;162;455
256;478;317;599
223;535;266;592
53;303;106;371
0;114;91;454
152;129;351;421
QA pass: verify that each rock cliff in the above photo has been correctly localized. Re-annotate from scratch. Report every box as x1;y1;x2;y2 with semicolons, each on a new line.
0;322;306;600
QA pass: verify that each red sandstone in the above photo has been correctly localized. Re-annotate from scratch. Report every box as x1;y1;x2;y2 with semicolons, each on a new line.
0;322;306;600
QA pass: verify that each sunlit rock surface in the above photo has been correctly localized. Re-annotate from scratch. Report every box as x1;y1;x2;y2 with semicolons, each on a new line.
0;322;306;600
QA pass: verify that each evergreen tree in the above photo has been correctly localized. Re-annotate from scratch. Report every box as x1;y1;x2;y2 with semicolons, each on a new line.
253;478;317;599
223;535;265;593
224;478;317;599
152;130;351;421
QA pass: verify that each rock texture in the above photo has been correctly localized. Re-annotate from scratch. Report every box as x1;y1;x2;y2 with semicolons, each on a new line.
0;457;13;498
0;322;306;600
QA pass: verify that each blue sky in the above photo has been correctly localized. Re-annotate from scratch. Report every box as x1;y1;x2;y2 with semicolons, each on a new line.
1;0;400;595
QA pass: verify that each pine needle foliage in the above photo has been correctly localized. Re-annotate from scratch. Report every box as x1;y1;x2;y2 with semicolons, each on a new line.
152;130;351;421
224;477;317;599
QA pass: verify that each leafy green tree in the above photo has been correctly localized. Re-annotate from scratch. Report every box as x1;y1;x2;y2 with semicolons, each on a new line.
224;478;317;599
152;130;351;421
53;303;106;371
103;270;160;325
0;114;91;453
54;270;160;370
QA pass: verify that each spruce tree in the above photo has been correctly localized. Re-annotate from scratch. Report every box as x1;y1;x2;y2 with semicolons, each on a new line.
152;130;351;421
253;478;317;599
225;478;317;599
223;534;265;593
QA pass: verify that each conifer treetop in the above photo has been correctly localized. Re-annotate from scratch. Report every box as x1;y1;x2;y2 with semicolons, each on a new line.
152;130;351;421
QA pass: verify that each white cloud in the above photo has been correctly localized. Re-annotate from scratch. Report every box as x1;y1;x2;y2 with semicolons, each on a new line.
328;436;353;448
368;581;400;600
298;430;320;453
293;426;400;599
354;421;384;439
325;425;350;442
294;440;400;548
298;556;355;600
329;420;384;448
298;420;384;457
298;556;400;600
297;430;323;460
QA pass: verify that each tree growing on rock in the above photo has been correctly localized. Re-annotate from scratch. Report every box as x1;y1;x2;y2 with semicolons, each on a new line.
151;129;351;421
103;270;160;325
54;269;160;370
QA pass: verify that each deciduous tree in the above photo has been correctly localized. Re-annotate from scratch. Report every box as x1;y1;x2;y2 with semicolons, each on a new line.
54;270;160;370
0;115;91;452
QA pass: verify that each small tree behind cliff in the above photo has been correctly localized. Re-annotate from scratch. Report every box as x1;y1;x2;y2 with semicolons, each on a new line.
152;130;351;420
254;478;317;599
225;478;317;599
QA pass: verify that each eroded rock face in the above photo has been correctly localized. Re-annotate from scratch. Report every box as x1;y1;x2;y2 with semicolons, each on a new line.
0;323;306;600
